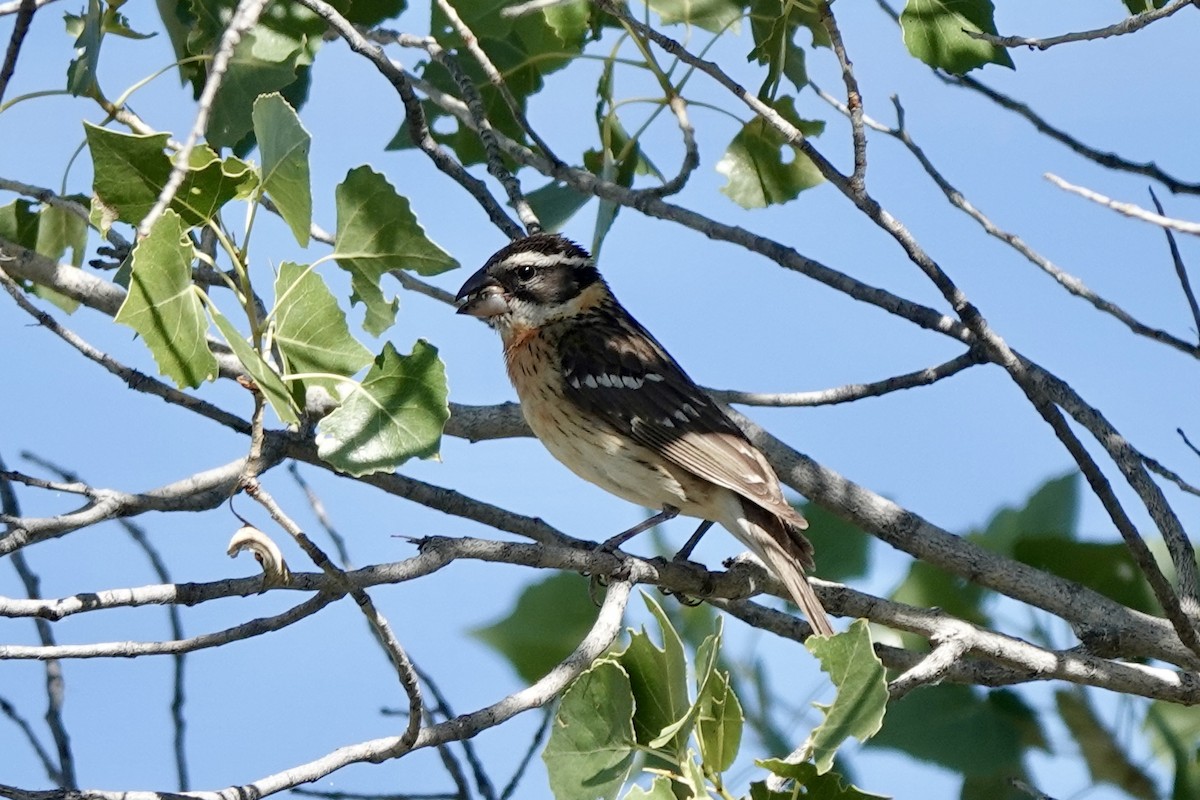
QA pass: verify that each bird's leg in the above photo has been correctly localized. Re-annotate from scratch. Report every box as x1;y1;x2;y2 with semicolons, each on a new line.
656;519;716;607
598;504;680;552
673;520;715;562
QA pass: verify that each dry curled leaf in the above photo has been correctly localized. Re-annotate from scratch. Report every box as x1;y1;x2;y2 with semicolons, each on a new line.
228;524;292;588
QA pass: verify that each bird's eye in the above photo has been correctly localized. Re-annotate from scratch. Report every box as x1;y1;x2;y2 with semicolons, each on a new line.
515;264;537;281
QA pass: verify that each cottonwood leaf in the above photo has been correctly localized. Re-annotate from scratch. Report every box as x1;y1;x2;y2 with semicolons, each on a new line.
696;669;743;773
648;0;742;33
622;776;676;800
315;340;449;476
717;97;824;208
899;0;1014;74
649;615;722;749
333;166;458;336
867;684;1026;775
976;470;1078;555
471;573;599;683
754;759;890;799
273;261;372;397
114;210;217;388
799;501;871;581
207;31;303;150
615;593;691;751
804;619;888;773
209;306;300;425
253;93;312;245
543;659;637;800
1057;690;1157;799
748;0;825;99
85;124;256;227
65;0;102;96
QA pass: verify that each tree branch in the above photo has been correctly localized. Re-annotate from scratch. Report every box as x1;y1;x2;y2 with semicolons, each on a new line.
969;0;1198;51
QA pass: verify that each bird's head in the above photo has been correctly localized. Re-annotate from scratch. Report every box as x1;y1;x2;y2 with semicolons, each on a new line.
455;233;605;333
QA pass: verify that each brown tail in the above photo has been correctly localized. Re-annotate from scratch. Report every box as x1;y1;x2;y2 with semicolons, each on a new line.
725;501;834;636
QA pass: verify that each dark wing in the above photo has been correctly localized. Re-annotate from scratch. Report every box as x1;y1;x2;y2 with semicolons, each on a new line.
556;305;795;517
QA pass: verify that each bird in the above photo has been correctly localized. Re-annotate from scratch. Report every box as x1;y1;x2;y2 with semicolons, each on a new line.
455;232;834;636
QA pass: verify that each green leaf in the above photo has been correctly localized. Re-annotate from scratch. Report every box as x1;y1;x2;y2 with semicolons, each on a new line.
1122;0;1169;13
405;0;588;166
803;619;888;774
748;0;824;100
977;470;1079;555
899;0;1014;75
0;199;39;248
65;0;102;96
677;750;710;799
273;262;372;397
716;97;825;209
1145;700;1200;800
525;181;591;232
315;340;449;476
85;124;257;227
866;685;1024;775
253;93;312;245
647;0;742;33
543;659;637;800
755;760;890;799
471;573;599;684
1014;539;1155;613
622;776;676;800
615;593;691;751
648;616;722;749
800;501;871;581
338;0;406;27
891;559;988;626
1056;690;1157;800
32;204;89;313
114;210;218;389
208;31;303;150
696;669;743;773
209;305;300;426
333;166;458;336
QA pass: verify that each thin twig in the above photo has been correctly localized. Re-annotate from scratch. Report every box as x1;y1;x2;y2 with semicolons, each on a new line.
0;695;61;784
969;0;1197;51
872;0;1200;195
138;0;269;237
242;477;424;751
426;0;563;209
498;708;553;800
1148;186;1200;338
866;95;1200;359
818;1;866;191
0;594;338;659
710;349;981;407
0;0;35;105
295;0;524;239
287;463;352;568
18;453;192;790
413;665;496;800
1046;173;1200;235
0;268;252;435
0;459;77;788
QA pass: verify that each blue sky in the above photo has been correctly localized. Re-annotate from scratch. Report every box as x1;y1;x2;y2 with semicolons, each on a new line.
2;2;1199;798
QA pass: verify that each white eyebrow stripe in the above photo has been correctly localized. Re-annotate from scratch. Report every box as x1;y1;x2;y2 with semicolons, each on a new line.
503;251;591;269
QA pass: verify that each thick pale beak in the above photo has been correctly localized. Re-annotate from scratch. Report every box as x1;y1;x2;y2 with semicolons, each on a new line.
456;269;510;318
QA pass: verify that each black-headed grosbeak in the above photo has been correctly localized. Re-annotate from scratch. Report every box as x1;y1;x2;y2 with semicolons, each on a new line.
456;233;834;636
